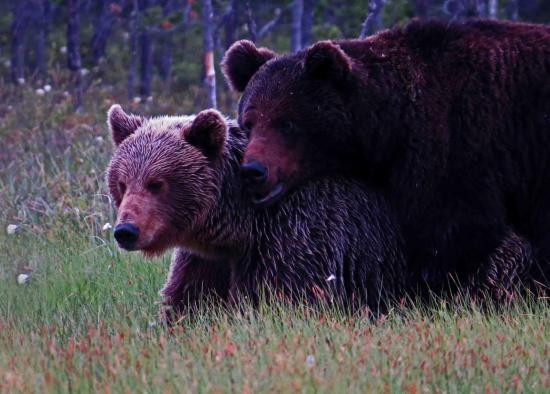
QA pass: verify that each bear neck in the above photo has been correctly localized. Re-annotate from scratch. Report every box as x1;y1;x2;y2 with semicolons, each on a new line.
189;125;254;259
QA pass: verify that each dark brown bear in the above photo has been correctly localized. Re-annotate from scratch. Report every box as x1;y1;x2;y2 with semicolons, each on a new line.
222;19;550;296
106;105;407;320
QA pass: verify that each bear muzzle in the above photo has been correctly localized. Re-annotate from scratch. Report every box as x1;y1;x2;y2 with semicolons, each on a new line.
114;223;140;250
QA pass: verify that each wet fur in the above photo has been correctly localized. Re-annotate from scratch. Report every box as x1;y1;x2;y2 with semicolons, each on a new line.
107;109;408;321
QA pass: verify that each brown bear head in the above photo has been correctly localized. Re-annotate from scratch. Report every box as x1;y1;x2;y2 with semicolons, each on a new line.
107;105;228;257
223;40;356;206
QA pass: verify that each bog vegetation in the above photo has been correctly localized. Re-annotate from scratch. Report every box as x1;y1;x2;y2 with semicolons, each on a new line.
1;1;549;392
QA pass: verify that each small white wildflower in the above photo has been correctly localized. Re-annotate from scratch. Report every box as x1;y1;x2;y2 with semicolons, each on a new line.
60;46;67;54
17;77;25;85
80;68;90;76
146;95;153;103
74;207;80;215
102;222;112;231
306;354;315;367
35;88;45;96
43;84;52;92
133;96;142;104
7;224;18;235
63;91;71;97
95;136;104;143
326;274;336;282
17;273;30;285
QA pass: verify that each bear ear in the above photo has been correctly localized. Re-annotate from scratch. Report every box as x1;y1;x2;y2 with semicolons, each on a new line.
184;109;228;157
303;41;352;81
222;40;276;92
108;104;144;146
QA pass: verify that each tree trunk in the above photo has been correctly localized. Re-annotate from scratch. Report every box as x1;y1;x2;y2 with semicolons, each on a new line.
10;2;28;84
202;0;217;108
291;0;303;52
128;0;139;100
157;0;175;82
359;0;385;39
488;0;498;19
224;0;239;49
301;0;315;48
92;0;118;63
245;1;257;43
67;0;82;110
139;29;153;97
35;0;51;78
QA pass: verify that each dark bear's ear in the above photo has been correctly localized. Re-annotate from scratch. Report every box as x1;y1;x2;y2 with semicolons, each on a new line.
184;109;227;157
303;41;352;81
222;40;276;92
108;104;144;146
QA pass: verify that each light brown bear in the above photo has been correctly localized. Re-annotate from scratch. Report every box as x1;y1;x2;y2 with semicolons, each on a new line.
106;105;407;320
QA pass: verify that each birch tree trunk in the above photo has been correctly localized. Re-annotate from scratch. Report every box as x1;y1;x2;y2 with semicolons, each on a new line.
359;0;385;39
488;0;498;19
291;0;304;52
202;0;217;108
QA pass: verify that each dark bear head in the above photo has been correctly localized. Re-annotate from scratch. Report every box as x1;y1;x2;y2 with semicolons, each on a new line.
107;105;228;257
223;40;356;206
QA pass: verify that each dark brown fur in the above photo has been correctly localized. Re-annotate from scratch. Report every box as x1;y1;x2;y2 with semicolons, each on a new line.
106;106;407;320
222;19;550;297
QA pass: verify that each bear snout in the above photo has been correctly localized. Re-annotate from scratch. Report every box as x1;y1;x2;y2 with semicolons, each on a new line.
240;160;268;185
114;223;140;250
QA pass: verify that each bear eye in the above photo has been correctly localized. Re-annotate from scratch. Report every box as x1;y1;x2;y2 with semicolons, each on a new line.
118;182;126;195
146;180;164;194
280;120;295;135
243;120;254;132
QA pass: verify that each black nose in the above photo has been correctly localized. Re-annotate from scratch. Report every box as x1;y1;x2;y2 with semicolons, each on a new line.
241;161;268;184
114;223;140;249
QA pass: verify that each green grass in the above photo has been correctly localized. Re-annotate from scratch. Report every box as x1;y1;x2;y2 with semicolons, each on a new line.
1;85;549;393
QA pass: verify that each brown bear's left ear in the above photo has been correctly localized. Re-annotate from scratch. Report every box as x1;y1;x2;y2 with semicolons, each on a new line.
184;109;228;158
303;41;352;81
108;104;144;146
222;40;276;92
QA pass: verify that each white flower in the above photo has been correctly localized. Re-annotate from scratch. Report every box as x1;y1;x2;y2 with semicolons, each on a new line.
306;354;315;367
95;136;104;143
133;96;142;104
17;78;25;85
326;274;336;282
17;273;30;285
63;91;71;97
43;84;52;92
146;96;153;103
60;46;67;54
7;224;18;235
35;88;45;96
102;222;112;231
80;68;90;76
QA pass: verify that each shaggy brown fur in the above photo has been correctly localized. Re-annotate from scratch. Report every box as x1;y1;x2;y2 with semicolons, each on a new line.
106;106;407;320
222;19;550;297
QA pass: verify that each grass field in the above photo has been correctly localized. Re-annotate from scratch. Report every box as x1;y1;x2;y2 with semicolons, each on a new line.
1;85;549;393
